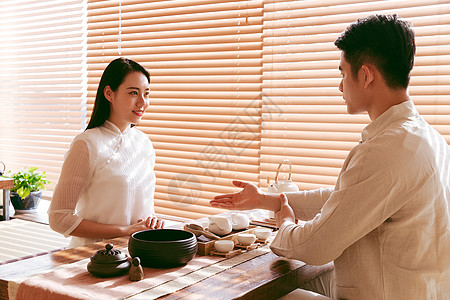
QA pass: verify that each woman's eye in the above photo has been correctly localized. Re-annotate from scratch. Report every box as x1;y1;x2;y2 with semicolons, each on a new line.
130;91;138;95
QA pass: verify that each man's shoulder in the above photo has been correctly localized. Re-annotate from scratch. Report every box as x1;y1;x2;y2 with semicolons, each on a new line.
356;116;447;172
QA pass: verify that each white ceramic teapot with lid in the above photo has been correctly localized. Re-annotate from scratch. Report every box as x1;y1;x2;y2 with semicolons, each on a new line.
208;215;232;236
267;160;299;220
230;212;250;230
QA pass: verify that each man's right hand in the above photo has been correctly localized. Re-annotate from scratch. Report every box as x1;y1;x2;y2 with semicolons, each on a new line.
210;180;264;210
210;180;283;213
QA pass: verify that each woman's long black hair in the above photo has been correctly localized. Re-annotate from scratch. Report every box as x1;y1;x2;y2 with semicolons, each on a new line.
86;58;150;130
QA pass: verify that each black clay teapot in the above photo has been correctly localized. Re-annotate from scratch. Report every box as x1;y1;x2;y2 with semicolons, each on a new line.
87;243;131;278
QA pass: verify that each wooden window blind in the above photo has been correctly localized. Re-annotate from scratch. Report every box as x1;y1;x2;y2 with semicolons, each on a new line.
2;0;448;220
260;0;450;191
86;0;264;220
0;0;87;198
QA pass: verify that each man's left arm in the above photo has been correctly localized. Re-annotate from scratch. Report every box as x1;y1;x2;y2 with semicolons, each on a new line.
270;145;419;265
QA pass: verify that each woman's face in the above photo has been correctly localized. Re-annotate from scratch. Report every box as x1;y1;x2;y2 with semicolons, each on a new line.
104;71;150;132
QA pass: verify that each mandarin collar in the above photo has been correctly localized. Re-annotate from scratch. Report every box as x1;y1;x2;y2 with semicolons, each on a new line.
361;100;418;143
102;120;132;136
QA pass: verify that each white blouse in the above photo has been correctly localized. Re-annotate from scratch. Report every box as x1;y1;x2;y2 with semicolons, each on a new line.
48;121;156;248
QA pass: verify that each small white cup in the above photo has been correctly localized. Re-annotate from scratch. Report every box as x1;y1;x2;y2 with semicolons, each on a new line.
214;240;235;253
238;233;256;246
254;228;272;241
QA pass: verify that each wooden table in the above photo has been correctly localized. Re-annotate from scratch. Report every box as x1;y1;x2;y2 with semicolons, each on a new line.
0;235;333;300
0;178;14;221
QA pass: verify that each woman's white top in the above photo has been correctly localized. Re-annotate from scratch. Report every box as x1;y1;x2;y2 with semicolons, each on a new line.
48;121;156;248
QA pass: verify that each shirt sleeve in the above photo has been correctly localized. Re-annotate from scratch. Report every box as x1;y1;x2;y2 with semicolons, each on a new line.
270;142;423;265
48;140;91;237
285;187;334;221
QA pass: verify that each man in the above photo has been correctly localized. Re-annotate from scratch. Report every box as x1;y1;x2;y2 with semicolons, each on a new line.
210;14;450;299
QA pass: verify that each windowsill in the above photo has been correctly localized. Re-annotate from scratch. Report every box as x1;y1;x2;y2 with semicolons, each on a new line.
8;199;51;224
4;200;184;229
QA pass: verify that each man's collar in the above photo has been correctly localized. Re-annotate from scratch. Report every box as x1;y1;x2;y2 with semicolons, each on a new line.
361;100;417;143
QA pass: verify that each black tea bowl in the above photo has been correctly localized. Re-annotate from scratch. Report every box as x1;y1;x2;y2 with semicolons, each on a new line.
128;229;198;268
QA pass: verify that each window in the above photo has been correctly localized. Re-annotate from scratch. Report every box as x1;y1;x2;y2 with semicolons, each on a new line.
1;0;449;220
86;0;264;219
0;0;87;198
260;0;450;191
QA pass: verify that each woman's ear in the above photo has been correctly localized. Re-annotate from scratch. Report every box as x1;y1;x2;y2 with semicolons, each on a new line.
104;86;114;103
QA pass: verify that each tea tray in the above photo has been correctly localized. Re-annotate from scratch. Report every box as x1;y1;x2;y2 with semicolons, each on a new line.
197;225;264;256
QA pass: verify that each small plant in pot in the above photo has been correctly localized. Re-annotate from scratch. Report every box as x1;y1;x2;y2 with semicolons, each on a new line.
8;167;50;213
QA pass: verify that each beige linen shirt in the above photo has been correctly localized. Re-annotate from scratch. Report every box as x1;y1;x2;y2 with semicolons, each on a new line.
270;101;450;300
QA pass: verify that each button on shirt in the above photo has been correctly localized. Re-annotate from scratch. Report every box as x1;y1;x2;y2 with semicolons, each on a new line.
270;101;450;300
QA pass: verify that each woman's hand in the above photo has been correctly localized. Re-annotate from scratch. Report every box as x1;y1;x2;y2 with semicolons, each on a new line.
146;216;164;229
210;180;267;210
126;216;165;236
137;216;165;229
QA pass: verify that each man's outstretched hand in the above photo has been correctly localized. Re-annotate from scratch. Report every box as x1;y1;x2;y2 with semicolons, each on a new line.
210;180;264;210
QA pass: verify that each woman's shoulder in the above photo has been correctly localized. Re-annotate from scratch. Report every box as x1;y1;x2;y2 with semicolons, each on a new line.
74;126;114;145
70;127;109;157
74;127;102;140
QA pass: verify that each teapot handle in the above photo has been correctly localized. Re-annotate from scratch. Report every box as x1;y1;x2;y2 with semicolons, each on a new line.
275;159;293;181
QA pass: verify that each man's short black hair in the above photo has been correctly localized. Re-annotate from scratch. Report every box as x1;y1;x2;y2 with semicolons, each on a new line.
334;14;415;89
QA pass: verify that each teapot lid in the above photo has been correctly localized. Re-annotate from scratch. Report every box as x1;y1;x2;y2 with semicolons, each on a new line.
90;244;128;263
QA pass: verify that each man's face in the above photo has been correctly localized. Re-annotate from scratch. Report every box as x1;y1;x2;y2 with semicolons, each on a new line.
338;52;367;115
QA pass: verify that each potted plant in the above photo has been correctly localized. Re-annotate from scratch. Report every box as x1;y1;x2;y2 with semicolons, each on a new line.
8;167;50;213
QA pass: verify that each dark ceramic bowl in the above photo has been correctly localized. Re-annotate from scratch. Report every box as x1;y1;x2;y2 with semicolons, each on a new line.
128;229;197;268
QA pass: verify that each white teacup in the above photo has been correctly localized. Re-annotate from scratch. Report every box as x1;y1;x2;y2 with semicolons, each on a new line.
208;216;232;236
230;212;250;231
254;228;272;241
238;233;256;246
214;240;234;253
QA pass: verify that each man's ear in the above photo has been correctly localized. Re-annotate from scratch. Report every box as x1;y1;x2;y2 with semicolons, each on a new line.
104;86;113;103
361;65;375;88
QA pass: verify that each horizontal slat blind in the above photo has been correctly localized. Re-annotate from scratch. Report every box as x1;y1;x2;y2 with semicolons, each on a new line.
0;0;87;197
87;0;264;219
261;0;450;191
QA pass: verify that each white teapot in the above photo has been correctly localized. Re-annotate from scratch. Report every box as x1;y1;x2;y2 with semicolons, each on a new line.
267;160;299;220
208;216;232;236
230;212;250;230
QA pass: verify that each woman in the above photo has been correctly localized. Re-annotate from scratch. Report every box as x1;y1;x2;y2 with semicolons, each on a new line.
49;58;163;248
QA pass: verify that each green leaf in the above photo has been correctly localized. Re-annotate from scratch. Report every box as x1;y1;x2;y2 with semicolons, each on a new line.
17;187;31;199
8;167;50;198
